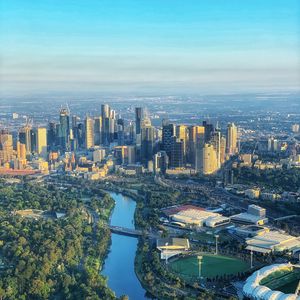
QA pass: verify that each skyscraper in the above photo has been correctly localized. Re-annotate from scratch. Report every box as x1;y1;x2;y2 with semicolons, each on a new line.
17;141;26;160
226;123;238;155
19;125;32;154
141;126;155;166
47;122;57;149
162;120;175;159
203;121;214;143
189;125;205;167
176;125;188;163
202;143;218;175
0;130;14;165
59;108;70;151
85;116;94;149
211;129;221;168
135;107;143;136
94;116;102;145
101;104;115;145
153;151;169;174
101;104;111;120
170;136;184;168
36;127;47;159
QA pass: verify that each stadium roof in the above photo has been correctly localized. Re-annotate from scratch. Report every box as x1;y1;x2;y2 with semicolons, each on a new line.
162;205;204;216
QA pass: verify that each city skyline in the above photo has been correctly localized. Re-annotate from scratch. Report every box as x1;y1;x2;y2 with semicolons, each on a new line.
1;0;300;97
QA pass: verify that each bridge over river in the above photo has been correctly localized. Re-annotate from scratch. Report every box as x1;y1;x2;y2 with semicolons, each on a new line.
108;225;158;238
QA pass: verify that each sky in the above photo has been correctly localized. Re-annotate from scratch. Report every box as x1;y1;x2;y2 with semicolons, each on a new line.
0;0;300;96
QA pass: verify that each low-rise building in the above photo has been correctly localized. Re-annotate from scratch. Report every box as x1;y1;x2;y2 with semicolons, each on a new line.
162;204;230;228
231;205;268;225
246;231;300;254
156;238;190;260
245;188;260;199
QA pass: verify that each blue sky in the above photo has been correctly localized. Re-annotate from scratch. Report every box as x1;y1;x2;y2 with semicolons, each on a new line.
1;0;300;95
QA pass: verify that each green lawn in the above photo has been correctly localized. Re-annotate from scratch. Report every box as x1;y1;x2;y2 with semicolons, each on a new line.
169;254;250;279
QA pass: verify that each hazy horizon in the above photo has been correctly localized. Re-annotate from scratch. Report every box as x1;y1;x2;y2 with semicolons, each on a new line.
1;0;300;97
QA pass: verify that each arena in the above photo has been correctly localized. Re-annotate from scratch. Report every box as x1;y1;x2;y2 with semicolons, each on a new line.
243;263;300;299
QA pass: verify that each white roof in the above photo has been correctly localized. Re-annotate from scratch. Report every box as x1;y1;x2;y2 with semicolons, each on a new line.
246;231;300;252
243;263;300;300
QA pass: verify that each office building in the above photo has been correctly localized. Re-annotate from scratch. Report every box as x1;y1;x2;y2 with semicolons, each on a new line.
58;108;70;151
141;126;155;165
162;120;175;159
226;123;238;155
0;130;14;165
153;151;169;174
36;127;47;159
170;136;184;168
85;116;94;149
17;141;26;160
135;107;143;136
203;121;214;143
93;148;106;162
176;125;188;161
19;125;32;154
268;137;278;152
189;125;205;168
202;143;218;175
94;117;102;145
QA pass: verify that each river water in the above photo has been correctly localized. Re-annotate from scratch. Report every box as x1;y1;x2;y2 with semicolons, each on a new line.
102;192;148;299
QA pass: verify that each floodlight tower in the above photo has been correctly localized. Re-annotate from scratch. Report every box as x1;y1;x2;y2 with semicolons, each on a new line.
250;246;254;269
197;255;203;279
215;235;219;255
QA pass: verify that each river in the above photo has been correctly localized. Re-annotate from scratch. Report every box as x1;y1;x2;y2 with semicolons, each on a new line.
101;191;148;299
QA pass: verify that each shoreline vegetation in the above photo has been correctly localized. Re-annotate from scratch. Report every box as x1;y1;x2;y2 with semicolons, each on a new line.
0;178;127;300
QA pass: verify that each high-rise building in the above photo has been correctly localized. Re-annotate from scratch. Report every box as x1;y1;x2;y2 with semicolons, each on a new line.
202;143;218;175
77;123;85;148
170;136;184;168
203;121;214;143
117;118;125;146
141;126;155;165
101;104;115;145
162;120;175;159
85;116;94;149
226;123;238;155
127;145;136;164
114;146;127;165
211;130;221;168
176;125;188;162
101;104;111;120
94;117;102;146
19;125;32;154
58;108;70;151
153;151;169;174
47;122;57;149
220;136;226;164
189;125;205;167
17;141;26;160
135;107;143;136
268;137;278;153
0;130;14;165
292;124;299;133
36;127;47;159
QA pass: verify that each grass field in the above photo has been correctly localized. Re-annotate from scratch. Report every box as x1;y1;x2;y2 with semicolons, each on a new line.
261;267;300;294
169;254;250;279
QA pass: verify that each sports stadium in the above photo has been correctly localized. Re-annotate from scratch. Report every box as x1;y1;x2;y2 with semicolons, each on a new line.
243;263;300;299
169;253;250;280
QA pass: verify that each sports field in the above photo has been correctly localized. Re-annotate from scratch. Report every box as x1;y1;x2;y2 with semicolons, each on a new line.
169;254;250;279
261;267;300;294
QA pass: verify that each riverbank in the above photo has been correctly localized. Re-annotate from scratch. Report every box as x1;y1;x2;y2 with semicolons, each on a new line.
101;191;148;299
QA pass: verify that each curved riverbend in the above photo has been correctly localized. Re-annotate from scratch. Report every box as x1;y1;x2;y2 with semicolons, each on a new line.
102;192;148;299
